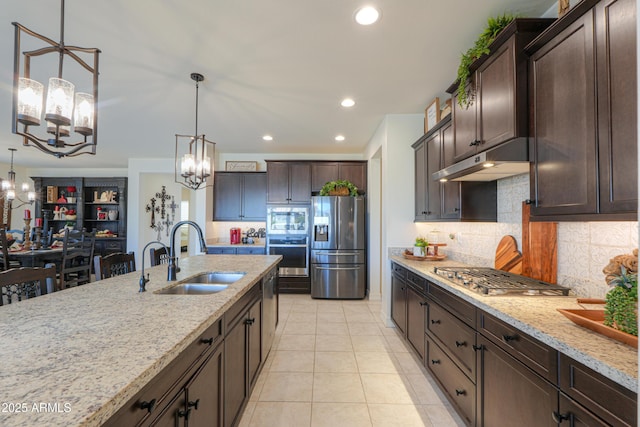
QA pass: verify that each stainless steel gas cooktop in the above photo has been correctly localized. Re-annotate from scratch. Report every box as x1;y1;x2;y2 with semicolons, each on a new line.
433;267;571;296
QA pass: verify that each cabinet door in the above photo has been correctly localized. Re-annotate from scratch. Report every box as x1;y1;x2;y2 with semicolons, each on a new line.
414;140;428;221
339;163;367;194
596;0;637;214
452;81;478;162
425;132;442;220
224;318;248;427
288;163;311;203
440;122;461;219
213;173;243;220
476;335;557;427
391;274;407;335
266;162;291;203
185;345;224;427
477;37;516;150
406;286;426;360
311;163;339;193
247;299;262;390
529;11;598;216
242;173;267;220
147;390;185;427
557;393;609;427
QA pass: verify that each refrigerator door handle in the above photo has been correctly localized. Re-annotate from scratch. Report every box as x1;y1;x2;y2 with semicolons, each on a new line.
314;266;362;271
322;252;361;256
268;244;308;248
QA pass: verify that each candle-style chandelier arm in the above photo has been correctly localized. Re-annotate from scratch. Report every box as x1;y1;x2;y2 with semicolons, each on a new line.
10;0;101;159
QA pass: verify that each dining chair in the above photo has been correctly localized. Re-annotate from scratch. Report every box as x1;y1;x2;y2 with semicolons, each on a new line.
0;264;57;306
59;229;96;290
6;229;24;243
94;252;136;280
150;246;170;266
0;228;22;271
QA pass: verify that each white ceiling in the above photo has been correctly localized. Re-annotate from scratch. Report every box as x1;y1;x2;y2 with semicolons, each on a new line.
0;0;556;169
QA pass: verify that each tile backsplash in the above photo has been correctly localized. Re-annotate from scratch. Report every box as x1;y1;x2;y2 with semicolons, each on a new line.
415;173;638;298
209;221;266;244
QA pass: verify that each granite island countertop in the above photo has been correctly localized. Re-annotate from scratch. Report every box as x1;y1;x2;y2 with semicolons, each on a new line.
391;256;638;393
0;254;281;427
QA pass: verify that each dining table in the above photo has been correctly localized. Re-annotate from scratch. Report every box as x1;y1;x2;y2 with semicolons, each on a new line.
7;246;64;268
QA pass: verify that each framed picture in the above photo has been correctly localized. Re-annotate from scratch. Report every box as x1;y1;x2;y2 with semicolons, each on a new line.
46;186;58;203
425;97;441;133
225;161;258;172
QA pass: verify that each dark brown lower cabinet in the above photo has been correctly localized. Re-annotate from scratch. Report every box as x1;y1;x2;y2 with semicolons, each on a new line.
476;335;557;427
557;393;609;426
405;285;427;360
224;294;262;427
390;269;407;335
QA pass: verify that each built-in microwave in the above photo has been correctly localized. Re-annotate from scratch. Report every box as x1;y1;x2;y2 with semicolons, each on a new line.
266;206;309;235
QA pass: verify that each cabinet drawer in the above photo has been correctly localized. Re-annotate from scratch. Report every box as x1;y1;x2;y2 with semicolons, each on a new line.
407;271;427;294
207;247;236;255
236;247;266;255
391;262;407;280
559;354;637;427
426;336;475;426
478;311;557;383
427;283;475;327
104;318;223;426
427;303;476;381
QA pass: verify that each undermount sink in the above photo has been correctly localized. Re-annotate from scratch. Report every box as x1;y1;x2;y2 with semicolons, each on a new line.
155;272;246;295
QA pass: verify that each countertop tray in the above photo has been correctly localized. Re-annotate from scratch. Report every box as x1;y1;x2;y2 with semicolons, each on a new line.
403;249;446;261
557;308;638;349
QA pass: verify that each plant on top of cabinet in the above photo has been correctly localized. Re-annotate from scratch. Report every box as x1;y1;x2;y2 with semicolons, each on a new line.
456;13;516;108
319;179;358;196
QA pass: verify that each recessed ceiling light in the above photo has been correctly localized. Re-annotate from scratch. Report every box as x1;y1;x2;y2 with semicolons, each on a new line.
335;135;345;142
341;98;355;108
355;6;380;25
262;135;273;141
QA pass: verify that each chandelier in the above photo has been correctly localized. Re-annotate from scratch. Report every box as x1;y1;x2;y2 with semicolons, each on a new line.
2;148;36;226
11;0;101;158
175;73;215;190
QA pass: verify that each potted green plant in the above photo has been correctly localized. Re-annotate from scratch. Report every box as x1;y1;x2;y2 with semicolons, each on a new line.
319;180;358;196
413;236;429;257
455;13;516;109
602;250;638;336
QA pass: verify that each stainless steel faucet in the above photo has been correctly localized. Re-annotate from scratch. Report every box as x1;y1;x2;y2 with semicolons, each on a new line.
167;220;207;281
138;240;169;292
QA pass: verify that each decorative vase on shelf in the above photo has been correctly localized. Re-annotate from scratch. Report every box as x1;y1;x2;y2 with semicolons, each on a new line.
413;245;425;257
108;210;118;220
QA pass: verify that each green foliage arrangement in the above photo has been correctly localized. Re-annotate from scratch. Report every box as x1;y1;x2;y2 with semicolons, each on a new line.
319;180;358;196
415;237;429;247
604;266;638;336
456;13;516;109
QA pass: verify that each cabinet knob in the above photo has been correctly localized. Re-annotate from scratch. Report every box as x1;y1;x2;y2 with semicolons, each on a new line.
140;399;157;414
419;301;427;306
472;344;483;351
430;359;440;365
188;399;200;410
245;317;255;325
454;208;460;212
552;411;570;423
455;389;466;396
502;334;517;343
430;319;441;325
455;340;466;348
178;409;191;420
200;337;214;345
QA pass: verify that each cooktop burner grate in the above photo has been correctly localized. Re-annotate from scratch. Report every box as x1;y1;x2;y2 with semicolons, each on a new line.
433;267;571;296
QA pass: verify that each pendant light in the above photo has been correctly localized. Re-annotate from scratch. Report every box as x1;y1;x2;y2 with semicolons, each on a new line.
175;73;215;190
11;0;101;158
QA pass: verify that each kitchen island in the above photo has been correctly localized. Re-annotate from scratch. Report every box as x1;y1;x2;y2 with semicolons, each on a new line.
0;254;281;427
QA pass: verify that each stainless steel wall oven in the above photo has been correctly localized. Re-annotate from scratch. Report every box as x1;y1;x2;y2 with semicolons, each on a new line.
266;206;310;277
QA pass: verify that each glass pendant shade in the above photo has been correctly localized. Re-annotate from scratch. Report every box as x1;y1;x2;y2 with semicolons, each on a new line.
21;183;29;192
6;190;16;201
17;78;44;126
1;181;11;191
45;77;74;126
181;153;196;177
27;191;36;202
73;92;94;136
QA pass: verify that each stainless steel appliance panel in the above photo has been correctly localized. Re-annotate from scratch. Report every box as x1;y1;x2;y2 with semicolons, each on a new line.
311;263;366;299
267;235;309;277
267;206;309;234
310;197;337;250
311;249;366;265
337;196;365;250
262;267;278;360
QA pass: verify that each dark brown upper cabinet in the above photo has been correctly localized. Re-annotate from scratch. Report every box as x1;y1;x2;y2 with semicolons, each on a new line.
266;161;311;204
213;172;266;221
311;161;367;195
526;0;637;220
448;19;555;164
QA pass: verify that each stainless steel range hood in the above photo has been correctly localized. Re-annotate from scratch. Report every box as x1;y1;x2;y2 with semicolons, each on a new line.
432;137;530;182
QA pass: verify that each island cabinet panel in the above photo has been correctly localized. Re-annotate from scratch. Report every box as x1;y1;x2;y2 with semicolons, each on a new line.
266;161;311;204
224;284;263;427
311;161;367;195
390;263;407;335
213;172;266;221
527;0;637;220
559;353;637;426
476;334;557;427
103;319;223;427
406;284;427;360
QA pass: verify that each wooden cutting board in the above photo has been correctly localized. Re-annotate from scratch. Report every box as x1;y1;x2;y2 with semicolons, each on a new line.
522;202;557;283
495;235;523;274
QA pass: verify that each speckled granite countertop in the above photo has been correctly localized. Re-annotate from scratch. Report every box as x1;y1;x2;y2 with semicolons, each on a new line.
0;254;281;427
390;256;638;394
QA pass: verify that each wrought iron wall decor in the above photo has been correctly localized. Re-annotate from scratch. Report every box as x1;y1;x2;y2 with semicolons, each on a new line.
145;186;177;240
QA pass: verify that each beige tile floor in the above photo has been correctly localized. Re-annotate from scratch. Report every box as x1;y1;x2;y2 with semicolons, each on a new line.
238;294;466;427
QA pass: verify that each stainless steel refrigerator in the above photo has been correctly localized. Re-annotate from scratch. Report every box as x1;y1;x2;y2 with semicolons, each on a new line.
310;196;366;299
